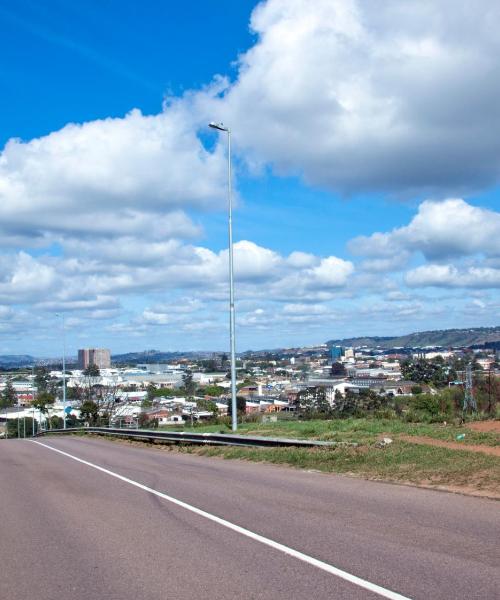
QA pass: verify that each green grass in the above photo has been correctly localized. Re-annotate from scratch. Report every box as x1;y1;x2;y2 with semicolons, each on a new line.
173;441;500;494
159;417;500;447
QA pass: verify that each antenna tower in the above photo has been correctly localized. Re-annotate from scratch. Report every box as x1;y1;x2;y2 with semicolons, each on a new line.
462;362;476;413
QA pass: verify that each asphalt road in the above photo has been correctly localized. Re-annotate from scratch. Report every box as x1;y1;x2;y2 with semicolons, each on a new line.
0;437;498;600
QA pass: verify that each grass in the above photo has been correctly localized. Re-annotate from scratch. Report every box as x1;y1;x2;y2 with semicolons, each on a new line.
142;417;500;497
159;417;500;447
171;441;500;496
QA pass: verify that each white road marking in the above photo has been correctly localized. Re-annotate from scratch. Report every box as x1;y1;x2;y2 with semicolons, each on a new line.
31;439;411;600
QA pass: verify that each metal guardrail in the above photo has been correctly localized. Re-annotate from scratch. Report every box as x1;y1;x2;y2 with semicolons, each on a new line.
37;426;341;448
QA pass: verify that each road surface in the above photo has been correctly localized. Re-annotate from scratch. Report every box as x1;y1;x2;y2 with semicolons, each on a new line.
0;436;498;599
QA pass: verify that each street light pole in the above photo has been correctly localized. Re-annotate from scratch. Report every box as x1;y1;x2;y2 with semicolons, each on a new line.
57;313;67;429
209;122;238;432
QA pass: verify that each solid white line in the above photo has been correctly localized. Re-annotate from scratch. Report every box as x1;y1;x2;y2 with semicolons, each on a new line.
31;439;411;600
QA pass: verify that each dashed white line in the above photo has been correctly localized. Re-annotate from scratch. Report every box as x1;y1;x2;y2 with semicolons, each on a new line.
31;439;412;600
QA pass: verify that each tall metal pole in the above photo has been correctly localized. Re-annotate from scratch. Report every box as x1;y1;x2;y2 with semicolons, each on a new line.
226;129;238;432
209;122;238;431
61;314;67;429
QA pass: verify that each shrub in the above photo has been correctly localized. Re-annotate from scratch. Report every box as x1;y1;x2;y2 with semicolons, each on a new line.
411;393;453;417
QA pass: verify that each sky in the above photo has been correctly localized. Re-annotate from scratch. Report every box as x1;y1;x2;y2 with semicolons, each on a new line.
1;0;500;357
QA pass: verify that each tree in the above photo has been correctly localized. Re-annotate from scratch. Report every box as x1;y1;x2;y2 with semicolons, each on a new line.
332;389;387;418
34;367;50;393
201;358;218;372
330;362;347;377
227;396;246;417
296;387;331;417
83;364;100;377
183;370;195;400
197;398;218;417
32;391;55;414
66;386;81;401
401;358;449;387
1;380;17;408
32;391;56;426
76;366;120;425
146;383;157;403
198;385;225;397
79;400;98;424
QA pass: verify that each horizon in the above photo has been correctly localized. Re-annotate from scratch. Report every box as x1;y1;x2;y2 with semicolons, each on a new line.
2;324;499;361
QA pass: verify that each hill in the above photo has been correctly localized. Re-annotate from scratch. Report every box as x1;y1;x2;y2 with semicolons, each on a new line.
111;349;215;365
0;355;36;368
326;326;500;350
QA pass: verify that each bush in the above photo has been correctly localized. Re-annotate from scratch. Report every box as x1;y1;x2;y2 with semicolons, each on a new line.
7;417;37;437
411;393;453;417
373;408;398;420
48;416;64;429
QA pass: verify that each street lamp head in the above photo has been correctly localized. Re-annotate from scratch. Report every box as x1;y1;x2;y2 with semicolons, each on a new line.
209;121;229;132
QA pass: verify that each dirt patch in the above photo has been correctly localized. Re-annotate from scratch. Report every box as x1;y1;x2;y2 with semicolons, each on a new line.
467;420;500;433
399;435;500;457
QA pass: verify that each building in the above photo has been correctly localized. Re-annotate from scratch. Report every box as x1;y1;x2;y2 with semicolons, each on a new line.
330;346;343;362
78;348;111;370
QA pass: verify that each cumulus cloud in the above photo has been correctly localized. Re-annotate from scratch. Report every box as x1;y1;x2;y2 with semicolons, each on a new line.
406;264;500;288
349;198;500;289
0;252;57;303
196;0;500;196
0;108;226;247
0;241;354;313
351;199;500;261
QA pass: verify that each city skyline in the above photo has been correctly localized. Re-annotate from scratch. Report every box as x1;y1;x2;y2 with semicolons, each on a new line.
1;0;500;356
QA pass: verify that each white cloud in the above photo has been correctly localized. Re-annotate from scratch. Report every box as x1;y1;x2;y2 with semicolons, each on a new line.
283;303;329;315
0;252;57;303
406;264;500;288
351;199;500;260
199;0;500;195
0;108;226;247
0;241;354;315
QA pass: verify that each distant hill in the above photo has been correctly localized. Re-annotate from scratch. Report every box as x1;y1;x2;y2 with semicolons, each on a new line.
111;350;186;364
0;355;36;368
111;349;215;365
327;327;500;350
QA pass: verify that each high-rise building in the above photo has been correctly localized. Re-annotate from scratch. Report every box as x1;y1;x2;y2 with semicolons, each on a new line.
330;346;343;362
78;348;111;370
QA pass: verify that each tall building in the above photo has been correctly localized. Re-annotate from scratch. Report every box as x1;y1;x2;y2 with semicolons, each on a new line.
330;346;343;362
78;348;111;370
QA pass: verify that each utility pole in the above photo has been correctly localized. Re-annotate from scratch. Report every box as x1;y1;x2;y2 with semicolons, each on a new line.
462;362;477;414
487;366;493;416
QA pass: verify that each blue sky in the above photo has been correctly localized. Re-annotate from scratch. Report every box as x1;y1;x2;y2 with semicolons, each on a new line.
0;0;499;357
